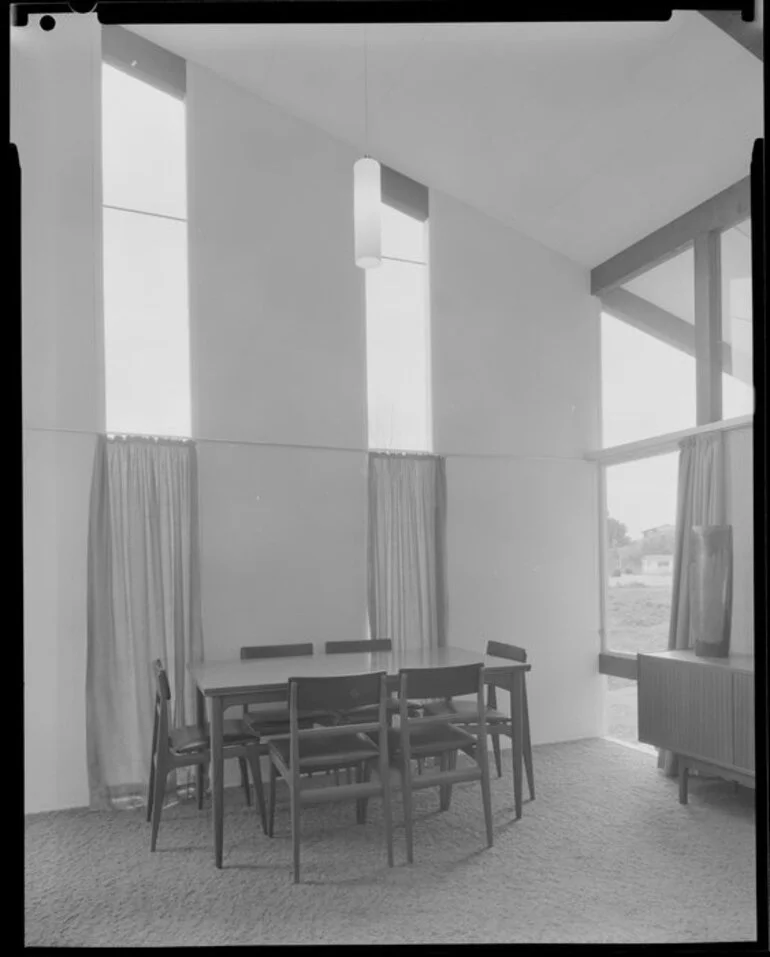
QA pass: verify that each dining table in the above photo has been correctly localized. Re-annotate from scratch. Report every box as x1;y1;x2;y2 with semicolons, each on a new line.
191;644;532;868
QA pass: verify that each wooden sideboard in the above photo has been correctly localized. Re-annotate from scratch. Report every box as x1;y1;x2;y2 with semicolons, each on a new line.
637;650;755;803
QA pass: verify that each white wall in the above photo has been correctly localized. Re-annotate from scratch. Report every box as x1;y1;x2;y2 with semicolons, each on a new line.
14;14;104;813
430;191;604;745
186;65;369;674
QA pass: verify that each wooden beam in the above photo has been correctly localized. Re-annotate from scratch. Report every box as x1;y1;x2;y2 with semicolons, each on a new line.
601;288;751;385
102;25;186;99
694;231;723;424
700;10;763;62
591;177;750;295
601;288;696;356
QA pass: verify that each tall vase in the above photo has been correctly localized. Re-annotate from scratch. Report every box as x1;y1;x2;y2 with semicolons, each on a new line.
691;525;733;658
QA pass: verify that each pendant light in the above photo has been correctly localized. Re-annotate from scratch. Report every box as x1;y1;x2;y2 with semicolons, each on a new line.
354;25;381;269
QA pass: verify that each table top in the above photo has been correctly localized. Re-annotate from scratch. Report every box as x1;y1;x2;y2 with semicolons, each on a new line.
191;645;530;697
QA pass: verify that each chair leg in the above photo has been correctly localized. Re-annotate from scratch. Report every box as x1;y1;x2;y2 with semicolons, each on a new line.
290;781;301;884
478;739;494;848
268;762;277;837
146;711;159;823
356;762;372;824
150;756;168;852
523;713;535;801
146;751;157;823
196;764;205;811
492;731;502;779
239;757;252;806
402;759;415;865
439;753;450;811
245;751;268;835
445;749;457;809
381;759;394;868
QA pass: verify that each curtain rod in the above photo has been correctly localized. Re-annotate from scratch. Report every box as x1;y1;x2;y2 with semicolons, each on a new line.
23;426;594;463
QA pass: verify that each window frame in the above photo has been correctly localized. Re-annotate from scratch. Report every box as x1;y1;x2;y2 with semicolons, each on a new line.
590;177;753;679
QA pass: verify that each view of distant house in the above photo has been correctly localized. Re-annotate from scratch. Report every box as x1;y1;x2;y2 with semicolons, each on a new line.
609;523;676;576
641;554;674;575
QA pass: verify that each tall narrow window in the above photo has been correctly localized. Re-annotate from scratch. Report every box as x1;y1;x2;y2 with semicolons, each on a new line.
101;62;191;437
365;182;431;451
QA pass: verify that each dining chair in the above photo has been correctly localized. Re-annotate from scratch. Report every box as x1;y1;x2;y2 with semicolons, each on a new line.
240;643;348;787
421;640;535;800
388;663;494;864
262;670;394;883
239;643;323;728
147;660;267;850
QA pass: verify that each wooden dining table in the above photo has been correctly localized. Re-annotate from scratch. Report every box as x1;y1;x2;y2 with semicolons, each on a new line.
191;644;531;868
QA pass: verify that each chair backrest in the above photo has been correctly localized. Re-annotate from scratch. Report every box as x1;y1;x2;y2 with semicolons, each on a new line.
399;662;484;701
152;659;172;744
289;671;384;716
240;643;314;660
286;672;390;775
153;658;171;700
324;639;392;655
397;663;488;759
486;640;527;663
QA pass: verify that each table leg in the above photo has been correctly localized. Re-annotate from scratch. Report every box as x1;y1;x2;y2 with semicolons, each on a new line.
510;673;524;820
196;687;206;731
211;697;224;868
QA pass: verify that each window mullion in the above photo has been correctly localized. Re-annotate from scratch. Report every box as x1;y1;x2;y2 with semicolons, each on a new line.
693;230;723;424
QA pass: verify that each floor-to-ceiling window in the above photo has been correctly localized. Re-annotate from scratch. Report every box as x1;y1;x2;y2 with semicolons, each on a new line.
592;184;754;750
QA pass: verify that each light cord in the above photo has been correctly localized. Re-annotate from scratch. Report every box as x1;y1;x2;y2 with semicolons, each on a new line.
364;24;368;156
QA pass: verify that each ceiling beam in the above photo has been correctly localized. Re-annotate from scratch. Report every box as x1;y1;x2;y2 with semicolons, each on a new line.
590;177;750;295
700;9;763;61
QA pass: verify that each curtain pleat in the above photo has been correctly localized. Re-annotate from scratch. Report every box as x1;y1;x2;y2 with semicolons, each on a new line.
658;431;726;776
86;435;203;809
367;453;447;653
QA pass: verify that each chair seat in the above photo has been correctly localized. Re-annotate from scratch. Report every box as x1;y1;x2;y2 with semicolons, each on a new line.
170;718;255;754
382;722;476;757
422;699;509;723
268;731;380;770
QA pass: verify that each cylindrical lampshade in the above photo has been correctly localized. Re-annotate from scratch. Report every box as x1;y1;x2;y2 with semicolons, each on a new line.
354;157;382;269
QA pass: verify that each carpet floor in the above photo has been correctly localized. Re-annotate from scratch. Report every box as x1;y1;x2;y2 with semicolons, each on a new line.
25;738;757;946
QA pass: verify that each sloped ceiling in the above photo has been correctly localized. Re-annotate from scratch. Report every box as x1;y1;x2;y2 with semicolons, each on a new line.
130;14;763;266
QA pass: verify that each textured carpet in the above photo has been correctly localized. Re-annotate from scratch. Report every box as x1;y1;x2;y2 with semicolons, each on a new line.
25;738;757;946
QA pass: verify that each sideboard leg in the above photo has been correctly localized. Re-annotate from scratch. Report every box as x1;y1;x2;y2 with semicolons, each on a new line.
678;761;689;804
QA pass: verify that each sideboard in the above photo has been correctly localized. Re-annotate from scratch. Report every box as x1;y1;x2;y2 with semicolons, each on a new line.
637;649;755;803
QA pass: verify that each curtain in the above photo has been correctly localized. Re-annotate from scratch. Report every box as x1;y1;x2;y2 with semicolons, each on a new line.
367;452;447;654
86;434;203;809
659;431;726;776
